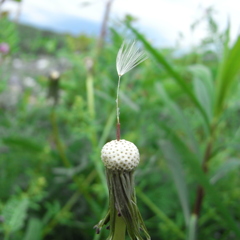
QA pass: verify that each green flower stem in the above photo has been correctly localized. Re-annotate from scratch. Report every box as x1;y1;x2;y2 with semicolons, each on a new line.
86;72;95;119
116;75;121;124
113;213;126;240
187;214;197;240
50;110;71;168
85;70;108;192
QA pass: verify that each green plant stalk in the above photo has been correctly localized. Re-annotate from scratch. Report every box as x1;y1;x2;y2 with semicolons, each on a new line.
86;71;107;191
192;139;212;216
50;110;71;168
86;73;95;119
113;213;126;240
116;75;121;124
187;214;197;240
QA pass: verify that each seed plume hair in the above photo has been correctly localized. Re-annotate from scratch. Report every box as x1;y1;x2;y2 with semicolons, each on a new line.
116;40;148;76
116;40;148;127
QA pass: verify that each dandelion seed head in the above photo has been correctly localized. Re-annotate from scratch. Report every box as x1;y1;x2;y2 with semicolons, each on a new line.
101;139;140;171
116;40;148;76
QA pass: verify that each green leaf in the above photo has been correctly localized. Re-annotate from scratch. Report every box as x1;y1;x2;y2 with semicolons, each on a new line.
210;158;240;184
188;64;214;121
126;22;210;129
120;91;140;112
2;197;29;234
215;35;240;116
160;140;190;225
23;218;42;240
2;137;43;153
155;82;200;156
98;110;116;149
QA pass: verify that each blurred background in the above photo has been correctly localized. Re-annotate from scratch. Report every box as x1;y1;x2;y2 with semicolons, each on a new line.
1;0;240;240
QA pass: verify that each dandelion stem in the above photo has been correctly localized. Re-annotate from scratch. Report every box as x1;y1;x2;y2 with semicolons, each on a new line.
112;212;126;240
116;75;121;124
116;75;122;140
86;72;95;119
116;123;121;141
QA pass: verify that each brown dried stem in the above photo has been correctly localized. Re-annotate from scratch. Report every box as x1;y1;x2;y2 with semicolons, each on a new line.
192;142;212;216
116;123;121;141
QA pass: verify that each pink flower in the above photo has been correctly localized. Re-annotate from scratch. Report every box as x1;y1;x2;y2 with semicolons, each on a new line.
0;43;10;54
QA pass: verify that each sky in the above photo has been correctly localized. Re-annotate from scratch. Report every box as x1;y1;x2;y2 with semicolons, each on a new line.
2;0;240;47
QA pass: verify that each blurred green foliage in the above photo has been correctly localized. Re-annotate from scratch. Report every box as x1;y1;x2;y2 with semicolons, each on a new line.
0;16;19;53
1;7;240;240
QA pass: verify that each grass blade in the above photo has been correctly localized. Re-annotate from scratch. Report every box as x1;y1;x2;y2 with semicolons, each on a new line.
160;140;190;225
156;82;200;156
23;218;42;240
188;64;214;122
98;109;116;148
2;197;29;234
126;22;210;129
210;158;240;184
215;35;240;116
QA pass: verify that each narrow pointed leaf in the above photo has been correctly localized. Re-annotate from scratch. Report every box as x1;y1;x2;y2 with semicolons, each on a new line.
188;64;214;121
156;82;200;156
215;35;240;116
126;22;210;129
160;140;191;225
210;158;240;184
23;218;42;240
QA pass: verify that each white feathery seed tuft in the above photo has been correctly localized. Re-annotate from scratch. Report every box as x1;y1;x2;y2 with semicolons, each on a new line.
116;41;148;76
101;139;140;171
